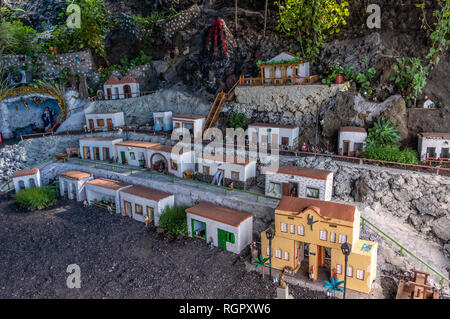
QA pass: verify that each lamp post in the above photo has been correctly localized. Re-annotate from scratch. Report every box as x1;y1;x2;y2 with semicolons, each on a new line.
266;227;274;281
341;242;351;299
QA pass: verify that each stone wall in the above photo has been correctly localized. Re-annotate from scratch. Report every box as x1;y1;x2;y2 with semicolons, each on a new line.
158;4;202;39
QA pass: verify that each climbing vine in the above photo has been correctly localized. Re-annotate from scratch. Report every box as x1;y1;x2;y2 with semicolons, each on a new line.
275;0;350;59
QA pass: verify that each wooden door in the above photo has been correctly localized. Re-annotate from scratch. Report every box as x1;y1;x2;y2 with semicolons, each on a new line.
102;147;108;161
88;119;95;132
94;147;100;160
124;85;132;98
146;206;154;221
106;88;112;100
107;118;113;131
282;183;290;196
83;147;90;159
343;140;350;156
281;137;289;146
124;201;132;217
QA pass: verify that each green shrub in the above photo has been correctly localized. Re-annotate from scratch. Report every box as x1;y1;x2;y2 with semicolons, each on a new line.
364;145;418;165
0;20;39;55
366;117;401;148
159;205;188;239
14;187;56;210
229;113;249;130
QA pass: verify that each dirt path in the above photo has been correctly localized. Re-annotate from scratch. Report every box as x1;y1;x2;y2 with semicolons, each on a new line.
0;197;328;299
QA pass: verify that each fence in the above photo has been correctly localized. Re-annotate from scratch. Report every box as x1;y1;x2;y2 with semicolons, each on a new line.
361;216;450;289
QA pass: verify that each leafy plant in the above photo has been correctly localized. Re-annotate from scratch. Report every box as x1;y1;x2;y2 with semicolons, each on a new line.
0;20;39;55
253;254;271;279
389;58;428;101
229;113;249;130
158;205;188;239
364;144;419;165
321;60;344;85
323;276;345;297
14;187;56;210
275;0;350;59
366;117;401;148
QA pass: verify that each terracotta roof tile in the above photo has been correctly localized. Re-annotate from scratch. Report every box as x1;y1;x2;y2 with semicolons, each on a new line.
173;114;205;120
13;168;39;178
115;141;160;149
121;185;172;201
120;76;138;84
266;165;332;180
276;196;356;223
59;171;93;181
104;76;121;85
186;202;253;227
201;154;255;166
419;132;450;139
86;178;130;191
339;126;367;133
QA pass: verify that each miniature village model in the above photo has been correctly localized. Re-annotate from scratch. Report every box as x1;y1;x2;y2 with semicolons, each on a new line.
1;1;449;302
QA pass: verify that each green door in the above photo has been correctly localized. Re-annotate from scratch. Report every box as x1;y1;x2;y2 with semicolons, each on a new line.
217;229;235;251
120;151;126;164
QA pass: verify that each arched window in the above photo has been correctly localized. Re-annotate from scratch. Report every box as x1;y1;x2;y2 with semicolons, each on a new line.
29;178;36;188
18;180;25;190
123;85;132;98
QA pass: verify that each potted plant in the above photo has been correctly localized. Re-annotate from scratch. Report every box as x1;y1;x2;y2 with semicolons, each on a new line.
331;61;345;84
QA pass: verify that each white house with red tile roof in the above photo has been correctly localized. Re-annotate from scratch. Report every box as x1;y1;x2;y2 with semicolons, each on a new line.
418;132;450;161
153;111;173;131
248;123;300;149
264;165;334;201
172;114;205;140
197;154;257;188
338;126;367;156
86;178;132;213
85;112;125;132
263;52;310;84
79;137;123;161
12;168;41;193
58;170;94;201
146;144;195;178
115;141;160;167
186;202;253;254
119;185;174;226
103;76;140;100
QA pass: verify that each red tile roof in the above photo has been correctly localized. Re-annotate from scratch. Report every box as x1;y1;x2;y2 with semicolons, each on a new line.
13;168;39;178
201;154;255;166
339;126;367;133
59;171;92;181
419;132;450;139
104;75;138;85
116;141;160;149
104;76;121;85
276;196;356;223
266;165;332;180
86;178;130;191
186;202;253;227
120;185;172;201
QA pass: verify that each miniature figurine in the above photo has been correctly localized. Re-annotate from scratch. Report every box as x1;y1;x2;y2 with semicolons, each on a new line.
42;106;55;131
82;199;88;208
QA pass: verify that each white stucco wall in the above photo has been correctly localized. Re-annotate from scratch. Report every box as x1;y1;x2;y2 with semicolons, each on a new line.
338;131;367;155
104;83;139;100
85;112;125;131
172;117;205;139
248;126;299;147
198;158;256;182
116;145;148;167
418;137;450;161
79;138;123;161
59;176;93;201
13;172;41;193
85;183;132;214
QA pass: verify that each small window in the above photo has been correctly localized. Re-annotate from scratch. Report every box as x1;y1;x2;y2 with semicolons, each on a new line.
356;269;364;280
281;223;287;233
174;122;180;128
319;230;327;241
171;159;178;170
284;251;289;261
231;171;240;181
297;225;304;236
354;143;364;151
268;182;282;197
266;247;272;257
336;264;342;275
306;187;320;199
330;232;336;243
135;204;143;215
275;249;282;259
227;233;235;243
347;266;353;277
97;119;105;126
203;166;210;175
130;152;136;160
290;224;295;234
339;234;347;244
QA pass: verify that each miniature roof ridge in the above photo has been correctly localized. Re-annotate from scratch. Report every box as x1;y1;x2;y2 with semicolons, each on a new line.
339;126;367;133
201;154;255;166
86;178;130;190
186;202;253;227
115;141;161;149
59;170;92;181
13;168;39;178
104;75;138;85
276;196;356;223
266;165;332;180
419;132;450;139
121;185;173;201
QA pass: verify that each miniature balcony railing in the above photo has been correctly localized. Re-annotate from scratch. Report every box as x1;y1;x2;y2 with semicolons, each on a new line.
238;75;320;86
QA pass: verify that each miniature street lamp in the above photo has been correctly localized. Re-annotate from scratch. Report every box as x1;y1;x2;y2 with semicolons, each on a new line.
341;242;352;299
266;227;275;281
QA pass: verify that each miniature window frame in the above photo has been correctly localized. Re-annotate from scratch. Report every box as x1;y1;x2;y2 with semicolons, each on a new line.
203;166;210;175
338;234;347;244
130;152;136;160
280;223;287;233
284;251;289;261
97;119;105;127
231;171;240;181
268;182;282;197
356;269;364;280
275;249;282;259
306;187;320;199
336;264;342;275
297;225;305;236
319;230;327;241
289;224;295;234
135;204;143;215
266;247;272;257
330;232;336;243
347;266;353;277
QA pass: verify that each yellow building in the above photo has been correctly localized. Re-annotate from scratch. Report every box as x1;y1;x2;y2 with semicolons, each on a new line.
261;196;377;294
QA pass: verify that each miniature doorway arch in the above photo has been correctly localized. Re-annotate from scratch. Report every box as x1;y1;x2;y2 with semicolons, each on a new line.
150;153;168;172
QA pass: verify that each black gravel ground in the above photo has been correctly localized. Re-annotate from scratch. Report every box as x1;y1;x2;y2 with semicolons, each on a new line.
0;197;329;299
